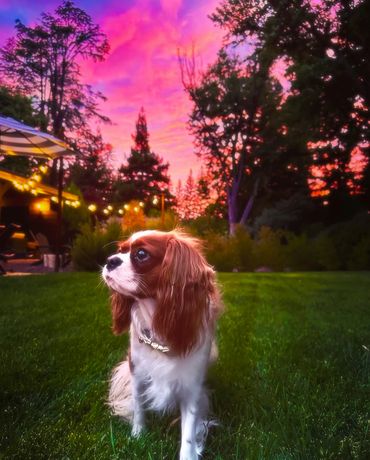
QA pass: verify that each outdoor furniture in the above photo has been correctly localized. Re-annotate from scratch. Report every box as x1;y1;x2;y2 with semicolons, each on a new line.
0;115;76;271
0;223;20;256
0;223;20;275
33;232;71;269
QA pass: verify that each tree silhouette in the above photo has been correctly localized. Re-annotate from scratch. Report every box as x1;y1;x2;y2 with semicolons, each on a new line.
181;50;286;234
0;0;110;141
113;108;172;210
67;129;113;205
212;0;370;220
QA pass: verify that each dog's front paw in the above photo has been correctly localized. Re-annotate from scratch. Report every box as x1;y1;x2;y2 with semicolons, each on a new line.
179;445;198;460
131;423;144;437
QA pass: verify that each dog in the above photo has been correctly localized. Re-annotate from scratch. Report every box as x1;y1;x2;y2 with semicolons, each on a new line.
102;229;223;460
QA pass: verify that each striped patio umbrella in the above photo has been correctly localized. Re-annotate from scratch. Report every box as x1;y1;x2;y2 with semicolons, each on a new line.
0;115;76;271
0;115;74;157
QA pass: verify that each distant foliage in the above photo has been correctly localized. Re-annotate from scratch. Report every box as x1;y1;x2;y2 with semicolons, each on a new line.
175;169;212;220
253;193;313;232
71;222;122;271
121;200;146;234
200;213;370;272
252;227;286;271
348;235;370;270
62;183;91;240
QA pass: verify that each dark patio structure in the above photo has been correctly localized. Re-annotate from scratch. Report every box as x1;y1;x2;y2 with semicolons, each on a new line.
0;168;79;273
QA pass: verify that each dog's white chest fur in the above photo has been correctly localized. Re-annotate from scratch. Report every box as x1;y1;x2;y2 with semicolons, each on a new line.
130;299;212;412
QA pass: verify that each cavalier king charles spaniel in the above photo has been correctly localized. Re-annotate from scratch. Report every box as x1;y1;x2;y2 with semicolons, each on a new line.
102;229;223;460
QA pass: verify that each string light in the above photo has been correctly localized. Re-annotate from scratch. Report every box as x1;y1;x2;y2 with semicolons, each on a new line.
10;164;169;217
31;173;42;183
9;168;81;208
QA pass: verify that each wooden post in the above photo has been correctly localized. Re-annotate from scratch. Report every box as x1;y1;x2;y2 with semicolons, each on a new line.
54;157;63;272
161;192;165;228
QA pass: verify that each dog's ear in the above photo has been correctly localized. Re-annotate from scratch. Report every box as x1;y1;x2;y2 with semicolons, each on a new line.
153;235;217;356
110;292;133;335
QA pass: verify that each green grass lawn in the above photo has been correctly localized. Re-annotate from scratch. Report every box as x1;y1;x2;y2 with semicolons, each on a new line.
0;272;369;459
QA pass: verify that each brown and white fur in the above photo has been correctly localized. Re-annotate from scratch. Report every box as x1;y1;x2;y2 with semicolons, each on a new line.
102;230;223;460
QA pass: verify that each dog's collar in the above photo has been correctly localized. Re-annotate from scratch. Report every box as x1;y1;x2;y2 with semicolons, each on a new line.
138;328;170;354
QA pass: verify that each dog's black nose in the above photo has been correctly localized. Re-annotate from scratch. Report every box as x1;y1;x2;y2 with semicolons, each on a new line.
106;256;123;271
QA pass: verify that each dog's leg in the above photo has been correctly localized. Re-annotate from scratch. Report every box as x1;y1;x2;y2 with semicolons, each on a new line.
179;391;201;460
131;376;145;437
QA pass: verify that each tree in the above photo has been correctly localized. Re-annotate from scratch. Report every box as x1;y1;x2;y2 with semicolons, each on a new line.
211;0;370;220
181;49;288;235
0;0;110;141
175;170;208;220
67;129;114;205
0;86;42;175
112;108;172;210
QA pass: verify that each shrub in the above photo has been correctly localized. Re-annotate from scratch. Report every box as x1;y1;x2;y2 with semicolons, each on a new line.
62;183;90;240
185;215;228;237
285;232;320;270
233;226;254;271
204;227;255;272
71;221;122;271
313;234;341;270
252;227;286;271
121;200;146;234
348;234;370;270
145;211;179;232
204;233;239;272
320;213;370;269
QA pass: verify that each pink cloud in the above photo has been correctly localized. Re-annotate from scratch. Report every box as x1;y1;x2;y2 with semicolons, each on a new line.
77;0;223;184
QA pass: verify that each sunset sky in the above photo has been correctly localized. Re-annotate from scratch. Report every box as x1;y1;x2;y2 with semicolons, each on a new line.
0;0;224;184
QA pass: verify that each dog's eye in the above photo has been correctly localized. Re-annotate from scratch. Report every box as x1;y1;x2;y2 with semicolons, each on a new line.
134;248;149;262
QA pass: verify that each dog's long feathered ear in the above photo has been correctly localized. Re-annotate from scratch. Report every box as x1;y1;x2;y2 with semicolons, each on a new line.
153;235;219;356
111;292;133;335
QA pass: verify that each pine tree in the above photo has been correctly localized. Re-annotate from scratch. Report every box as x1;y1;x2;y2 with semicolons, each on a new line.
175;169;213;220
67;129;113;205
112;108;172;210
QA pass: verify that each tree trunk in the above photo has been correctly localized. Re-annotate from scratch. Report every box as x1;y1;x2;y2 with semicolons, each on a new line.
227;186;238;236
239;179;260;226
